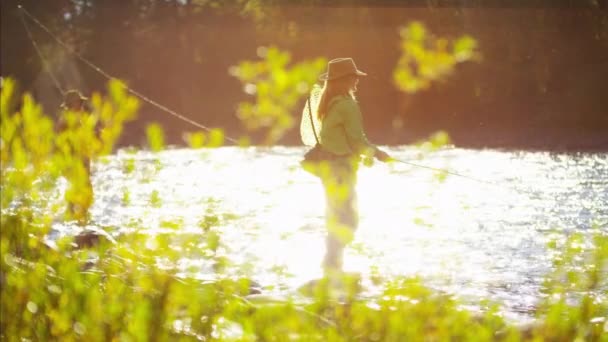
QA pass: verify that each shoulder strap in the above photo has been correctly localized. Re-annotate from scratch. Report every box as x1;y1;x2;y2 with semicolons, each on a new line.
307;96;320;146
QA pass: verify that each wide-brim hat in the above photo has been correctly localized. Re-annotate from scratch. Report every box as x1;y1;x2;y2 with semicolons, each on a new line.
319;58;367;81
60;89;88;109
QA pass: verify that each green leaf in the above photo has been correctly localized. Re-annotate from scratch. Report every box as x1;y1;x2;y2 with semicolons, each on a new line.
146;123;165;152
184;131;206;149
207;129;224;148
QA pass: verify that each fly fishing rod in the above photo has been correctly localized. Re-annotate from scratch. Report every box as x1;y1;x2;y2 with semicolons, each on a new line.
18;5;240;145
367;75;542;197
387;156;543;198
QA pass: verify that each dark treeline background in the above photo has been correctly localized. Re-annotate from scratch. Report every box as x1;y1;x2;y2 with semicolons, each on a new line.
2;0;607;150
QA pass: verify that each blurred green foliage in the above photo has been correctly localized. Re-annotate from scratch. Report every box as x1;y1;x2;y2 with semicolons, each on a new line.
183;131;207;149
394;21;478;94
146;122;166;152
1;78;138;224
151;124;226;150
416;130;452;151
533;233;608;340
1;78;606;340
231;24;470;147
230;46;326;144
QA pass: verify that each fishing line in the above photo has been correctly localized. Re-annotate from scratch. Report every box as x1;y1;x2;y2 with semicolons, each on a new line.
19;8;64;95
18;5;240;145
390;157;542;198
365;77;542;197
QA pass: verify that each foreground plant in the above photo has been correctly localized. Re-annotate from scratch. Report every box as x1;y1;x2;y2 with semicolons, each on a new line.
1;79;606;341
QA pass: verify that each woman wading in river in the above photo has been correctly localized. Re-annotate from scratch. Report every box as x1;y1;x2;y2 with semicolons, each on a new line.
303;58;392;273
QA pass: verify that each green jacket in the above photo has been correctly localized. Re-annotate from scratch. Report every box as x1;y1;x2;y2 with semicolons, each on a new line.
319;95;376;157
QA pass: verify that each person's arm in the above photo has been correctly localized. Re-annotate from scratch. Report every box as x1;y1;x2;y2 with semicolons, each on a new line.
340;99;391;161
56;112;68;132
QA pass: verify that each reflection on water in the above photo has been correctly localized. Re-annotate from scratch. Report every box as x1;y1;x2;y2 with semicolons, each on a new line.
86;146;607;322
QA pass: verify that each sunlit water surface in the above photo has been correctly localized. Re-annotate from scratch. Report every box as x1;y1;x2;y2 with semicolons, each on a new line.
58;146;607;322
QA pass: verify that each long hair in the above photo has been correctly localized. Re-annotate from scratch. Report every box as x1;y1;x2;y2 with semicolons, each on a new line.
316;75;357;121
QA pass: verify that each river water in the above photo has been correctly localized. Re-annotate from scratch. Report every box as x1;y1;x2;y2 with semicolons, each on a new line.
71;146;607;322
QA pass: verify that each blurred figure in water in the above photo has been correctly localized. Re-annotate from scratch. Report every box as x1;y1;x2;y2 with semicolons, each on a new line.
57;89;94;224
59;89;88;113
308;58;391;273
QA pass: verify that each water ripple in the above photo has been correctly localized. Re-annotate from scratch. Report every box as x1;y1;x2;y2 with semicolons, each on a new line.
83;146;608;322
